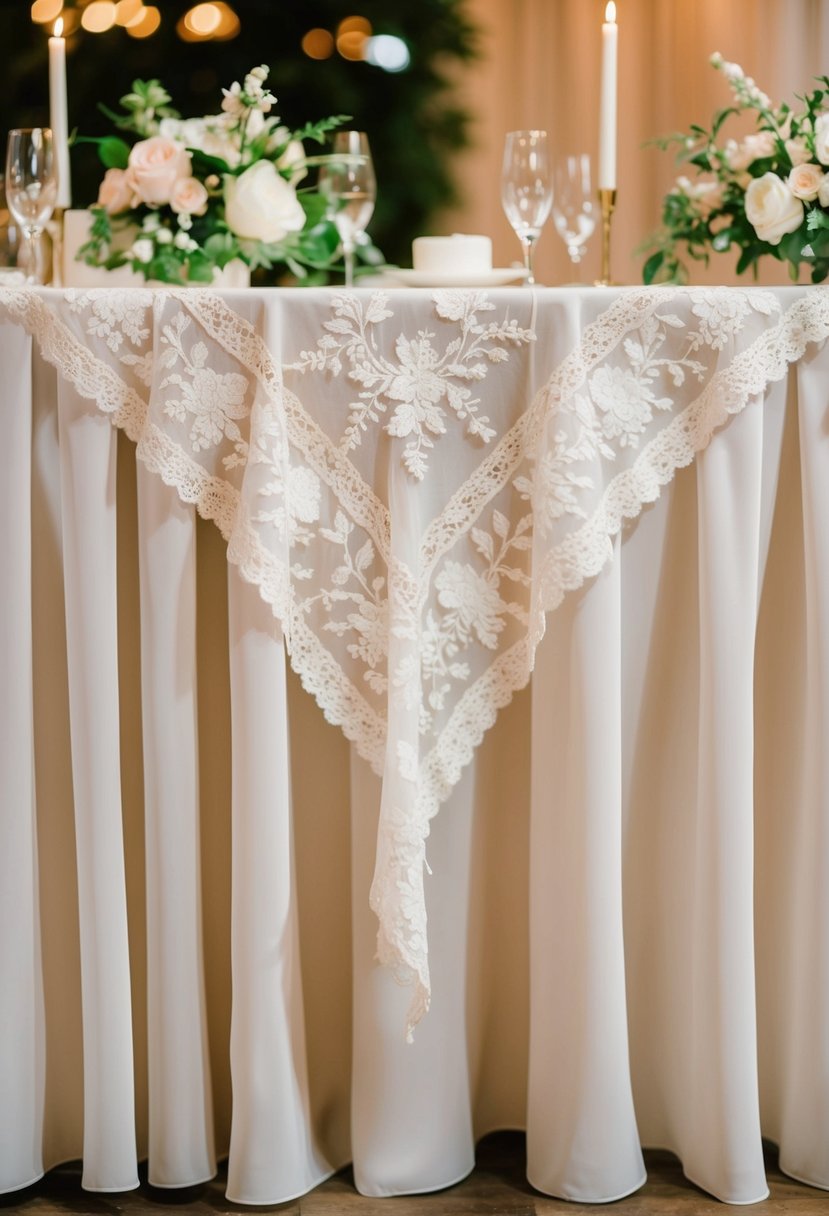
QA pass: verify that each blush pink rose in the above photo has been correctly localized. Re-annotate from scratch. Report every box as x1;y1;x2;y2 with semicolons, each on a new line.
170;177;209;215
96;167;134;214
787;162;825;201
126;136;192;206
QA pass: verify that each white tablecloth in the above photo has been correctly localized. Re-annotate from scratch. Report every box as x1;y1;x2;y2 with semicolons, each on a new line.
1;284;828;1205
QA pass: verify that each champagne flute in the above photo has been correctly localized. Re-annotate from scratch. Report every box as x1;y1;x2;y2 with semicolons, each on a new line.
5;128;57;285
501;129;553;285
318;131;376;288
552;153;596;277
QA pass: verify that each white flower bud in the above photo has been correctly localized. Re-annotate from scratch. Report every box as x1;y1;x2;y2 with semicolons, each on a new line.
131;238;154;264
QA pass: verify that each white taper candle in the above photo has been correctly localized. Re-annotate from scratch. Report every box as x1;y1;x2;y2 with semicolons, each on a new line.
599;1;618;191
48;18;71;209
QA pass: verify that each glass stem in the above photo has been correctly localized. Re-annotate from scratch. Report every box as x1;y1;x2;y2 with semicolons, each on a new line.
521;236;535;285
343;240;355;289
24;226;44;286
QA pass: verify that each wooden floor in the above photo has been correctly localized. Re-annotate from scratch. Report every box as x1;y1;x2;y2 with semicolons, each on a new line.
2;1132;827;1215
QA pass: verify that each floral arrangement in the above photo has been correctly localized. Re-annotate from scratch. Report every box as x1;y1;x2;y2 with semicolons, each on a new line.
643;55;829;284
77;66;365;284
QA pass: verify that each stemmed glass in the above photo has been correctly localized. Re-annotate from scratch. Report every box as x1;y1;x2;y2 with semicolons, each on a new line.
318;131;376;288
5;128;57;285
500;129;553;285
552;153;596;277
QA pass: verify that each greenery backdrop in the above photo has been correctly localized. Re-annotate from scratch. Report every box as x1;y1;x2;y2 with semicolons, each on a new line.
0;0;479;268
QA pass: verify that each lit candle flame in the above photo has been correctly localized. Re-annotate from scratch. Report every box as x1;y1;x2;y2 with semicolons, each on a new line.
54;16;64;37
605;2;616;22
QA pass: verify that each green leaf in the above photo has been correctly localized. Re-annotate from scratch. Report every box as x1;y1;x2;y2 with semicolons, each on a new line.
203;231;237;266
98;136;132;170
735;245;759;275
292;115;352;145
711;106;738;137
73;134;132;169
779;228;809;263
188;148;233;177
642;251;665;285
297;193;329;228
185;251;215;282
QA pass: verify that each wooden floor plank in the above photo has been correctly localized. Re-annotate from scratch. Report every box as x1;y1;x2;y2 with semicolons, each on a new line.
2;1133;827;1215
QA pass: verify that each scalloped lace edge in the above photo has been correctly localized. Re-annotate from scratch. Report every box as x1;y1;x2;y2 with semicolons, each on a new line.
5;286;829;1038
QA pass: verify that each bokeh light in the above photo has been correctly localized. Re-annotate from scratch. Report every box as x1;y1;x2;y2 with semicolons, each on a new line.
212;3;240;41
30;0;63;25
125;4;161;38
337;30;368;61
81;2;117;34
114;0;143;25
177;2;238;42
302;28;335;60
337;16;372;37
366;34;411;72
185;4;222;36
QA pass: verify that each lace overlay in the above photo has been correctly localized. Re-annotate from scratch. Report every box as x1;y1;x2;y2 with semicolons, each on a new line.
3;282;828;1036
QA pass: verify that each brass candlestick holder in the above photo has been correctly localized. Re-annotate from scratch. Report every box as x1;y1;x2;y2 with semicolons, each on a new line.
596;187;617;286
49;207;65;287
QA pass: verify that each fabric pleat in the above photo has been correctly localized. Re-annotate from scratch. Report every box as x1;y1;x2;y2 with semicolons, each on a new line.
2;290;829;1206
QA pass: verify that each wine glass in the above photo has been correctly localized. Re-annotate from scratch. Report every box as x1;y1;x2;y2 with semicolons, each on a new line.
552;153;596;277
5;128;57;285
500;130;553;285
318;131;376;288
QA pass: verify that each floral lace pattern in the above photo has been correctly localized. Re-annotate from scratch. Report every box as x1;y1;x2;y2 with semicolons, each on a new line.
287;289;534;479
3;282;829;1036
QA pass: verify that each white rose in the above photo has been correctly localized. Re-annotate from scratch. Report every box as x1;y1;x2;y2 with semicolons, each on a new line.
814;113;829;165
788;162;824;201
745;172;804;245
818;176;829;207
127;136;192;206
224;161;306;243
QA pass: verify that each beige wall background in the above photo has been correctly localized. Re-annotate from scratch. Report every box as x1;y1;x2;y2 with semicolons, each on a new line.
438;0;829;286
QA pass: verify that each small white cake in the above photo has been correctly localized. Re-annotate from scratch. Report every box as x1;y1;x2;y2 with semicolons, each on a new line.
412;233;492;275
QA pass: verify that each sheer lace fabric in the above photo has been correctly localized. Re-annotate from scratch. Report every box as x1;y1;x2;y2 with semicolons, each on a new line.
3;282;828;1035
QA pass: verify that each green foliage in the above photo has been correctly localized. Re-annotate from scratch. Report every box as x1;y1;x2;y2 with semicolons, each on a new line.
643;54;829;284
0;0;479;273
71;135;132;170
73;60;387;285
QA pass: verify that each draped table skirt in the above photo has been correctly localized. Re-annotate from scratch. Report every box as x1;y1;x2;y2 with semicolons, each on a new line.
1;284;828;1205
